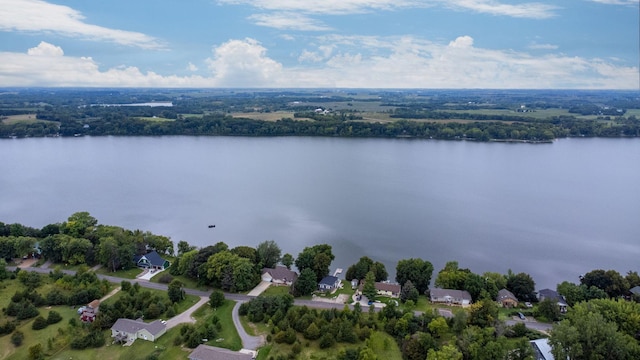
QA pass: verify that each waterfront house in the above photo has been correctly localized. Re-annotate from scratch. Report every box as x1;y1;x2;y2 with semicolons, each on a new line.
111;318;166;344
261;266;298;286
496;289;518;308
133;250;170;270
318;275;340;291
358;281;402;298
429;288;472;306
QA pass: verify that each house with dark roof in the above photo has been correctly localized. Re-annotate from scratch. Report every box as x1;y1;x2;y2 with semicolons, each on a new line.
318;275;340;291
188;344;255;360
497;289;518;308
430;288;472;307
133;250;170;270
111;318;166;344
261;266;298;286
538;289;568;313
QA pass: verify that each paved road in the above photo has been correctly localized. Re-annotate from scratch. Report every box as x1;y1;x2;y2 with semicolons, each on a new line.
165;296;209;330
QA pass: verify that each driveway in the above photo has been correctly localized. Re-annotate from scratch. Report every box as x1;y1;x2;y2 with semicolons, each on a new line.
165;296;209;330
232;301;263;350
247;281;271;297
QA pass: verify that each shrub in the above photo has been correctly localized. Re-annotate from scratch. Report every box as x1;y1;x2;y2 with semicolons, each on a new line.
209;290;225;308
32;316;48;330
47;311;63;324
11;330;24;347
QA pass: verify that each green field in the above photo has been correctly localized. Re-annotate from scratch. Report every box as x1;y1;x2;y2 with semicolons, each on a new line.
1;114;54;124
191;300;242;351
95;266;143;279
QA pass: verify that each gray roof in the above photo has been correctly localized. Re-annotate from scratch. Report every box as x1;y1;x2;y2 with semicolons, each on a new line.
262;266;298;282
111;318;166;337
630;286;640;295
189;345;253;360
497;288;518;302
319;275;339;286
538;289;568;306
134;250;168;267
430;288;472;301
531;338;554;360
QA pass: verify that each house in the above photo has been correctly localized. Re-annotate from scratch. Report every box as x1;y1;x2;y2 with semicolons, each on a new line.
261;266;298;286
358;281;402;298
538;289;568;313
530;338;554;360
429;288;472;306
189;344;255;360
111;318;166;344
629;286;640;296
80;299;100;322
318;275;340;291
133;250;170;270
496;289;518;308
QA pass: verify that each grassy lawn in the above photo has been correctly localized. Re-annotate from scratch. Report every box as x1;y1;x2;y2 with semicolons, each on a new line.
191;300;242;351
260;285;290;297
1;306;81;360
95;266;143;279
1;114;56;124
0;279;23;310
149;273;209;291
137;116;175;122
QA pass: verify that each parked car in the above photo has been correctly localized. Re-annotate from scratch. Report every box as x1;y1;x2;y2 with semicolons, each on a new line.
524;302;533;308
518;312;526;320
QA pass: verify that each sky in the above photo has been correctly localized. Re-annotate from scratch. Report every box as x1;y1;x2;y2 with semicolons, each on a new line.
0;0;638;89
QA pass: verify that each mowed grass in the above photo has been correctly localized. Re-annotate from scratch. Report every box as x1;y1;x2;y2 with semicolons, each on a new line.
95;266;143;279
231;111;297;121
1;114;55;124
137;116;175;122
191;299;242;351
149;273;209;291
1;306;79;360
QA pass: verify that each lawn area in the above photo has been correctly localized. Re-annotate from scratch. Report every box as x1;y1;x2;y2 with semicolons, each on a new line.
149;273;209;291
95;266;143;279
191;299;242;351
137;116;175;122
231;111;296;121
260;285;290;297
1;306;80;360
0;279;23;310
102;286;199;315
1;114;55;124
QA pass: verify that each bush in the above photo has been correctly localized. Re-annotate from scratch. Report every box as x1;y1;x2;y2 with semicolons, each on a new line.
158;274;174;284
11;330;24;347
0;321;17;335
47;311;63;324
209;290;225;308
32;316;48;330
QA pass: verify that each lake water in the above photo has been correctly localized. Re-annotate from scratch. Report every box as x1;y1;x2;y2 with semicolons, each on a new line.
1;136;639;289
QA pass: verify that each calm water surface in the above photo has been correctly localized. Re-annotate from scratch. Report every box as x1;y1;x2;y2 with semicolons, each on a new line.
2;136;639;289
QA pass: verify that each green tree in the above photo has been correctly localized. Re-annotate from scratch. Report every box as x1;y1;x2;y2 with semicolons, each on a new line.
395;258;433;294
506;272;536;302
28;343;44;360
426;344;463;360
508;338;535;360
11;330;24;347
292;268;317;296
168;279;185;303
428;317;449;338
295;244;334;282
281;253;294;269
231;245;257;263
209;290;225;308
61;211;97;238
535;298;561;321
400;280;419;303
362;271;377;300
256;240;281;269
31;316;48;330
177;240;195;256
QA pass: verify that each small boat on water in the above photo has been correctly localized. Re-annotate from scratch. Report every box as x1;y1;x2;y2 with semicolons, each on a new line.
208;225;216;228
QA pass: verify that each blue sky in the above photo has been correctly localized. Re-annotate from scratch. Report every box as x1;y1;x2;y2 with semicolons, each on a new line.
0;0;638;88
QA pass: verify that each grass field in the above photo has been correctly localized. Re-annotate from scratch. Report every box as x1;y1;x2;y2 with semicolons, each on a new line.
0;114;52;124
231;111;298;121
149;273;209;291
136;116;175;122
191;299;242;351
95;266;143;279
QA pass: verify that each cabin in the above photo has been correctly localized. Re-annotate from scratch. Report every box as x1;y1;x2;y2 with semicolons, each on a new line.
429;288;472;307
189;345;255;360
261;266;298;286
318;275;340;291
133;250;170;270
111;318;166;344
496;289;518;308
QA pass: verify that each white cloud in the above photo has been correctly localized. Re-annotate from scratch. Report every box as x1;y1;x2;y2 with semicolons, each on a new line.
588;0;638;5
27;41;64;56
0;0;164;49
248;13;332;31
205;38;284;87
528;42;559;50
218;0;558;19
0;38;636;89
186;62;199;72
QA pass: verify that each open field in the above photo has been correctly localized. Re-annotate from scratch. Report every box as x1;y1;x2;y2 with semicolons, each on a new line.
95;266;143;279
137;116;175;122
1;114;56;124
231;111;298;121
191;299;242;351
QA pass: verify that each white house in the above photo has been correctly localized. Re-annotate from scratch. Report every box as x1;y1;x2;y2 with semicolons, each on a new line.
111;318;166;344
318;275;340;291
430;288;472;307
